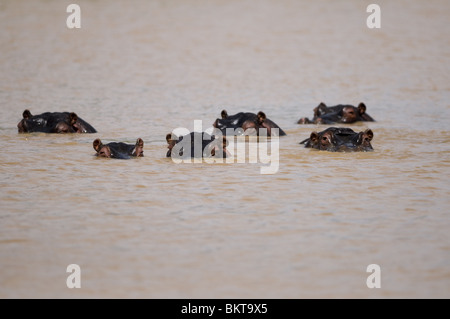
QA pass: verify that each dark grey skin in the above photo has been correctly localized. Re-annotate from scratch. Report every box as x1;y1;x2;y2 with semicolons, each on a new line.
93;138;144;159
17;109;97;133
300;127;374;152
166;132;228;159
213;110;287;136
297;102;375;124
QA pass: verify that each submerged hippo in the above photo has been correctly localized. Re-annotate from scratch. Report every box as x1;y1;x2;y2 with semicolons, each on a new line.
300;127;374;152
93;138;144;159
297;102;375;124
213;110;286;136
17;109;97;133
166;132;228;158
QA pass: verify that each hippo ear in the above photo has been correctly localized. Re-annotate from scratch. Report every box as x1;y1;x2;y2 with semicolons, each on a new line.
23;110;32;119
221;110;228;119
257;111;266;124
166;133;173;144
136;138;144;148
364;129;373;141
358;103;366;115
310;132;319;143
69;112;78;125
93;139;103;152
133;138;144;157
314;102;327;116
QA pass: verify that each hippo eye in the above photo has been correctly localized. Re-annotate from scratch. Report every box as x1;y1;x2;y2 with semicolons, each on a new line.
321;136;329;145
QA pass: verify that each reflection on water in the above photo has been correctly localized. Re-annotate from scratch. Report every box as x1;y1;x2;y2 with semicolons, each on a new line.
0;0;449;298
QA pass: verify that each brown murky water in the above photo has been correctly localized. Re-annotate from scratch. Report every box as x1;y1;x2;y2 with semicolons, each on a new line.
0;0;449;298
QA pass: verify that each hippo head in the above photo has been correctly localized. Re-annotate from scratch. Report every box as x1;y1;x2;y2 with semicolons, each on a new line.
166;132;228;158
305;127;374;152
17;109;94;133
340;103;367;123
93;138;144;159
